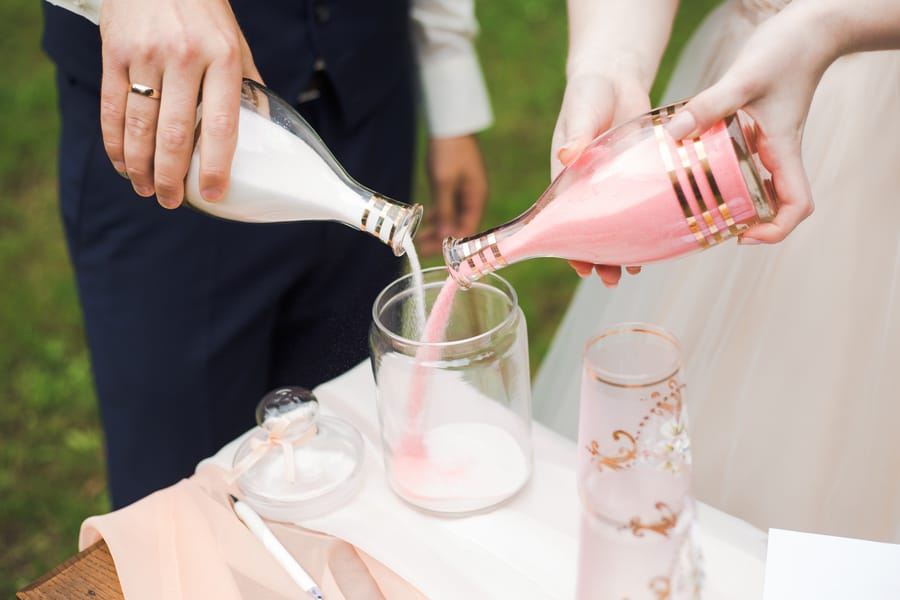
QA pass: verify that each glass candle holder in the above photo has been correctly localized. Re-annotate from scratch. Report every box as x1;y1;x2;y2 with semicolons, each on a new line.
230;386;365;522
369;266;533;514
576;323;703;600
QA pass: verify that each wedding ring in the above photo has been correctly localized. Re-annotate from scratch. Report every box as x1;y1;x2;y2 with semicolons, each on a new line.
130;83;161;100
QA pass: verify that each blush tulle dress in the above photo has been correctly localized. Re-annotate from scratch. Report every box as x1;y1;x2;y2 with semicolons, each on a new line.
533;0;900;542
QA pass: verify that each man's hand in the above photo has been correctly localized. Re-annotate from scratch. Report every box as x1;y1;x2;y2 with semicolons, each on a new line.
417;134;488;257
99;0;261;209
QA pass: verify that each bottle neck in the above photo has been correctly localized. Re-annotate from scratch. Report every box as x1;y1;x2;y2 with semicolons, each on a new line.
442;230;509;288
360;195;423;257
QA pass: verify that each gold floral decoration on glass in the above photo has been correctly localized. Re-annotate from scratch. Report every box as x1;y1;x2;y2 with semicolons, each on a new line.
622;502;679;538
585;378;690;476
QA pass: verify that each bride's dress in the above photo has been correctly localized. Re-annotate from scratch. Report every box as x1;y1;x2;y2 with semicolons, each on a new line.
534;0;900;542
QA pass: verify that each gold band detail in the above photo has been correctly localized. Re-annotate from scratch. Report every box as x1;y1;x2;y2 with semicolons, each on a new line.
651;110;708;249
584;326;681;388
472;237;492;275
488;233;507;267
360;196;377;232
466;256;483;279
676;141;723;244
384;203;400;246
663;104;723;245
130;83;161;99
372;200;390;238
693;137;741;236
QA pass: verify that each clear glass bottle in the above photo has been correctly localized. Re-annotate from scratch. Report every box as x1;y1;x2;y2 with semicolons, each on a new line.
443;101;777;285
184;79;423;256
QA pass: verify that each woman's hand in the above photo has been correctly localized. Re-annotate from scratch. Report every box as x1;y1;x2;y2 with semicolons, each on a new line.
552;67;651;287
99;0;262;209
664;3;837;245
554;0;677;287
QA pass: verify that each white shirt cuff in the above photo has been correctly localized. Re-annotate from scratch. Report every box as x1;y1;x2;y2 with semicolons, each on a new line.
418;46;493;139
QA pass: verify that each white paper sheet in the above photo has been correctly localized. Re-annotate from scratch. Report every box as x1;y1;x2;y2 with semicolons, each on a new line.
764;528;900;599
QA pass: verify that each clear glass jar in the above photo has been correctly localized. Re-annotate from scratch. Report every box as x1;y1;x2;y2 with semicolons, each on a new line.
369;266;533;514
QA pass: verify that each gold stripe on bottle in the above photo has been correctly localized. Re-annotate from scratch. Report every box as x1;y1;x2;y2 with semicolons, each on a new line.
466;256;484;279
651;111;708;249
457;240;483;278
665;107;723;244
372;200;390;239
692;138;741;236
360;195;380;233
488;233;507;266
472;237;492;274
384;203;400;246
675;142;723;244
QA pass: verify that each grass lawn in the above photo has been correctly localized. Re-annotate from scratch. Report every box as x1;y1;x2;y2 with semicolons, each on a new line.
1;0;718;593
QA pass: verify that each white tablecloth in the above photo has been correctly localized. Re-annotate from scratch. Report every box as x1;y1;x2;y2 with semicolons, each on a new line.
201;361;767;599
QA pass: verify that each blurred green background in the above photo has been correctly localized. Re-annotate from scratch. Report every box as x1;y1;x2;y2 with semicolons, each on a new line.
2;0;718;593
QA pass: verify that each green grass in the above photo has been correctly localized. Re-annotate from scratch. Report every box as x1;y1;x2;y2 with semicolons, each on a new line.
1;0;717;594
1;0;109;592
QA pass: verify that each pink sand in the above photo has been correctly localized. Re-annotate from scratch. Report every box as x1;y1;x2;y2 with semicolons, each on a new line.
464;120;755;278
397;274;460;456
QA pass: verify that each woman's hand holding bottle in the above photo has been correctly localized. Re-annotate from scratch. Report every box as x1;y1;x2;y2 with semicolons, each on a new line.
666;0;900;245
561;0;900;285
553;0;678;287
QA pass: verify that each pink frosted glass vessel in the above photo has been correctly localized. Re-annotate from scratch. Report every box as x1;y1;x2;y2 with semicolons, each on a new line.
443;102;777;286
576;323;702;600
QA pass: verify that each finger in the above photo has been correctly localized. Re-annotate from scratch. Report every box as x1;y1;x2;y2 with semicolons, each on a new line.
595;265;623;288
665;77;747;141
568;260;595;278
154;65;202;209
625;266;642;275
556;76;615;152
123;72;164;196
198;56;242;202
551;75;616;179
100;57;129;176
557;144;588;169
740;136;813;244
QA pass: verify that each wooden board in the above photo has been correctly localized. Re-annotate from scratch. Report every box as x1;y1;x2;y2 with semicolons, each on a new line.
17;540;123;600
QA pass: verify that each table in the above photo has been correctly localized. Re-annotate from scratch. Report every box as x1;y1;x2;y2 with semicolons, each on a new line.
19;361;770;599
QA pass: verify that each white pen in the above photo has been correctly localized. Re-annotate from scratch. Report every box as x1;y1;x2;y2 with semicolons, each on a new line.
228;494;324;600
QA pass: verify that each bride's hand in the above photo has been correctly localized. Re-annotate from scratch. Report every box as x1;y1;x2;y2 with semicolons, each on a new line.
551;68;650;287
552;0;678;287
663;3;841;244
99;0;262;209
667;0;900;244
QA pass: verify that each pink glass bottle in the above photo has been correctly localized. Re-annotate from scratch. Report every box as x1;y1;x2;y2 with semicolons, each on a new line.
442;102;777;286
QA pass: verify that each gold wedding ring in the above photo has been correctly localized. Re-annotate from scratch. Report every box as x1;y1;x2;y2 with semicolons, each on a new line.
129;83;161;100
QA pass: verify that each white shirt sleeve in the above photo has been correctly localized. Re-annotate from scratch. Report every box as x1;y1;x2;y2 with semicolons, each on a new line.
411;0;494;138
45;0;101;23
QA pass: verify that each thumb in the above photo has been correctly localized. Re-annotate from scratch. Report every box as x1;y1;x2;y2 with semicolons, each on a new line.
551;75;615;179
665;79;746;141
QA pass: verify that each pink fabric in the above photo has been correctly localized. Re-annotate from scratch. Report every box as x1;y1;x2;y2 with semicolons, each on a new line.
78;465;426;600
